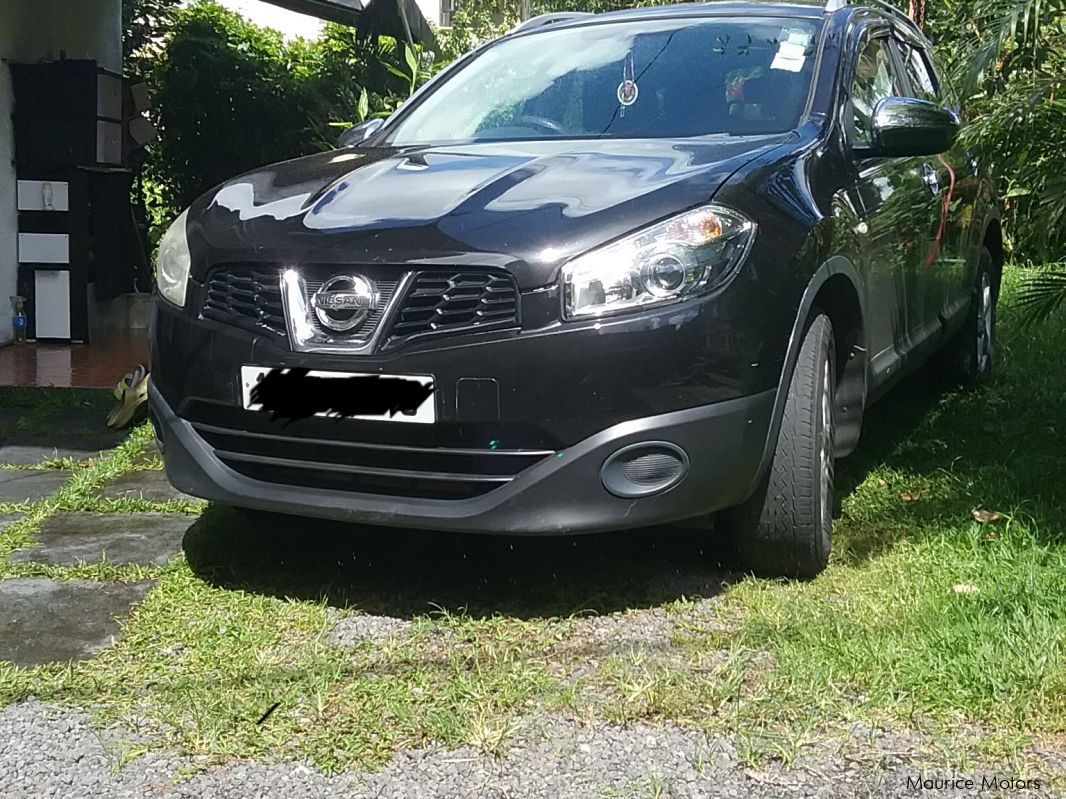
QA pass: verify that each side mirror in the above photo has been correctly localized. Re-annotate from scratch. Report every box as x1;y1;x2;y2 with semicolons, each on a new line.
868;97;959;157
337;118;384;148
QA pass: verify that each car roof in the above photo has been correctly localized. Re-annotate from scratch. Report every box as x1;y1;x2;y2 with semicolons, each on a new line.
508;1;928;47
518;1;827;29
598;1;827;22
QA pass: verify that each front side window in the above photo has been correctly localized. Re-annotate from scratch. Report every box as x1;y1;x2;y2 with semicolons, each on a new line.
850;36;901;144
383;17;823;145
897;41;939;103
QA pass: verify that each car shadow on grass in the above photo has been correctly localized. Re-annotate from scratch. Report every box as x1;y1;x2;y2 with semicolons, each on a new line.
182;508;736;620
180;371;947;621
183;321;1062;620
832;353;1064;562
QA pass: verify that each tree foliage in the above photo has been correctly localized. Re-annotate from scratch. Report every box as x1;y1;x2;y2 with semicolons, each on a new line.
145;2;320;212
929;0;1066;318
143;1;416;215
123;0;181;76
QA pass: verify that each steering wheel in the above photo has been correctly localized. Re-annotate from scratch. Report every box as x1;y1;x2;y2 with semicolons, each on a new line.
514;115;569;135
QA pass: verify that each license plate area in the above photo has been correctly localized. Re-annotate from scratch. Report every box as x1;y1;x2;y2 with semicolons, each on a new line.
240;366;436;423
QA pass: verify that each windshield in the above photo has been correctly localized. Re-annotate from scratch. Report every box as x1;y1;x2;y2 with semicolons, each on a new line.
384;16;822;145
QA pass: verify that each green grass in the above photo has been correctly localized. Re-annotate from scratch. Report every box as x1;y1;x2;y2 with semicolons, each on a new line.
0;264;1063;776
572;266;1066;766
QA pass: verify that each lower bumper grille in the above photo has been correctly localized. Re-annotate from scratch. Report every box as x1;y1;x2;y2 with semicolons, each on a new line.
186;410;552;501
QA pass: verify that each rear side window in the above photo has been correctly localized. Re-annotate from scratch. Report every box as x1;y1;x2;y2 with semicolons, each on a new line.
850;36;902;144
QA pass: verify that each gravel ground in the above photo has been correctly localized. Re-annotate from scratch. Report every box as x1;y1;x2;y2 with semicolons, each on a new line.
2;699;1061;799
326;609;412;648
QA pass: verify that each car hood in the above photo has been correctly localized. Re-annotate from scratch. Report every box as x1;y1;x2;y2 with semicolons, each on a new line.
189;135;791;289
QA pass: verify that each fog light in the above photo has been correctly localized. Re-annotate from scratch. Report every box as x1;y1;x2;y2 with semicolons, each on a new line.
601;442;689;498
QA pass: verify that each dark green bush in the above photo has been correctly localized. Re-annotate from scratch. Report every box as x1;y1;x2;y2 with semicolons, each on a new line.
146;2;320;212
145;1;416;217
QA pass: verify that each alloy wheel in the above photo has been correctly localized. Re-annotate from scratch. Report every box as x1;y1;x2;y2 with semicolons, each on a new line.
976;270;994;375
819;355;834;535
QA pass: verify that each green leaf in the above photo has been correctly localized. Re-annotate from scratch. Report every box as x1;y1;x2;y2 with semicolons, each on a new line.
356;87;369;122
404;45;419;81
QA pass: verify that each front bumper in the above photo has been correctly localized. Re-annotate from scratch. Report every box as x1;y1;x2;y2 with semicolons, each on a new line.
150;379;774;534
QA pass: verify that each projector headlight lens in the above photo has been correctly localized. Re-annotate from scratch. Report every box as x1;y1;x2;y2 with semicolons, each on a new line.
561;204;756;319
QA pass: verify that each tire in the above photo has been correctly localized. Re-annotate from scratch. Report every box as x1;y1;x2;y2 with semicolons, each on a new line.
725;314;835;579
943;247;997;387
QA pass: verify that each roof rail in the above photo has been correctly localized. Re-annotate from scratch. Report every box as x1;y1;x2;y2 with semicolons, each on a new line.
509;12;595;35
825;0;924;32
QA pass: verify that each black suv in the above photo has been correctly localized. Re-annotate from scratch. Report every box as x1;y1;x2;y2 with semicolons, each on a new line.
149;0;1001;577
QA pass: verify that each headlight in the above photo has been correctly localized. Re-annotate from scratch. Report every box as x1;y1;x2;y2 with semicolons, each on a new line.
156;209;192;307
561;204;756;320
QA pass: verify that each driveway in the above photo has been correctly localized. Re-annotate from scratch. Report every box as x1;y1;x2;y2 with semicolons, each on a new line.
1;311;1064;799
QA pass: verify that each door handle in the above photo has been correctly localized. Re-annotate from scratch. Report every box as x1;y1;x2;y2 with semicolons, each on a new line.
921;163;940;195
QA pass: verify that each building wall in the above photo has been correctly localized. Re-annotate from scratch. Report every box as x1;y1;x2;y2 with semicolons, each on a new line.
0;0;121;344
7;0;122;72
0;17;18;344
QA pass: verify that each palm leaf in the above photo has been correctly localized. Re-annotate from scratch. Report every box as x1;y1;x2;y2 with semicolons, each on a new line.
1014;267;1066;326
956;0;1065;96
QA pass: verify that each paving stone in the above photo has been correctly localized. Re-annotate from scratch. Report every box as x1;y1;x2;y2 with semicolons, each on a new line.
0;437;120;466
7;512;190;567
0;469;71;503
0;408;26;431
128;437;164;470
97;470;190;503
0;578;153;667
26;408;116;437
0;513;23;532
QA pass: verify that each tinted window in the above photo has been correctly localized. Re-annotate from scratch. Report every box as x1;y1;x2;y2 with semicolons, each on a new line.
898;42;939;103
851;36;902;144
384;17;823;144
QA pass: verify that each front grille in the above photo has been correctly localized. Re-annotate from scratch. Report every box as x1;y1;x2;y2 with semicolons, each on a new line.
387;271;520;346
184;403;553;501
201;267;286;337
200;265;520;350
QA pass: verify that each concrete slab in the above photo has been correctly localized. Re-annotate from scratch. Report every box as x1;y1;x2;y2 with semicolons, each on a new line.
0;433;124;466
27;408;116;436
7;512;190;567
0;513;23;532
0;408;26;431
0;469;71;503
128;438;164;470
96;470;191;503
0;578;153;667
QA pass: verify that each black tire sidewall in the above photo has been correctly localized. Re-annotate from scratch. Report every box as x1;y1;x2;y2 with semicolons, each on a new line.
729;313;836;578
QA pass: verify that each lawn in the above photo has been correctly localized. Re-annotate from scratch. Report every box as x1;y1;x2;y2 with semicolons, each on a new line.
0;264;1063;777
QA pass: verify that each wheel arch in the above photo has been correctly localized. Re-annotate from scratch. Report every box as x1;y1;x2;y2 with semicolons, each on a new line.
741;256;868;502
983;217;1005;294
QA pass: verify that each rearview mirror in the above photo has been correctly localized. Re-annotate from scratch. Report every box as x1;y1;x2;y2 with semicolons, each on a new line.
867;97;959;157
338;118;384;148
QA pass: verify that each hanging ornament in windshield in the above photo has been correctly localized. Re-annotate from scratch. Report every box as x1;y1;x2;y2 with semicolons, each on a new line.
617;51;638;116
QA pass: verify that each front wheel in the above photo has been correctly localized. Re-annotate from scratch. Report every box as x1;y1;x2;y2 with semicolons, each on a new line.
943;247;998;387
724;314;835;579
